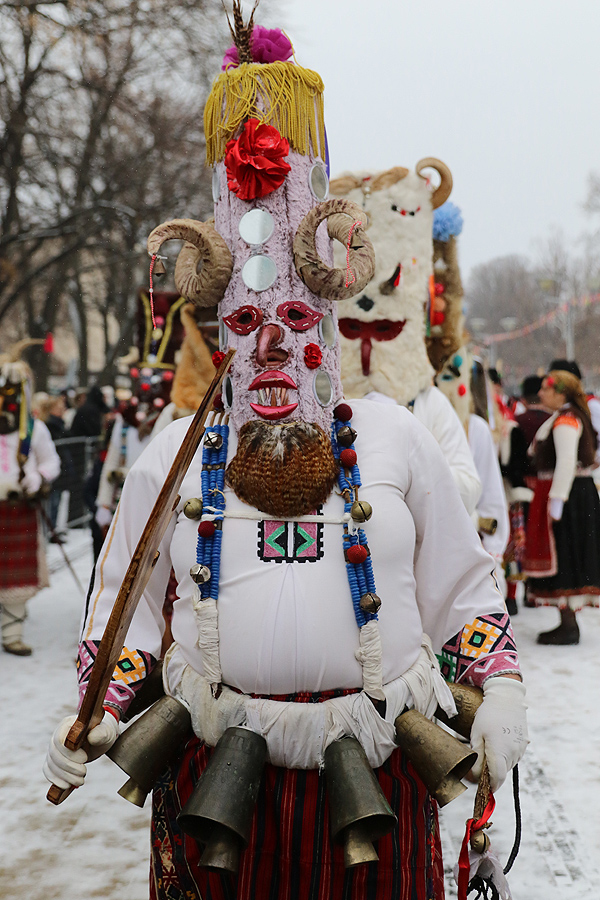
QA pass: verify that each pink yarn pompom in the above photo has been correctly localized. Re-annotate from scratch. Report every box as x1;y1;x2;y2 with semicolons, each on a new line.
222;26;293;70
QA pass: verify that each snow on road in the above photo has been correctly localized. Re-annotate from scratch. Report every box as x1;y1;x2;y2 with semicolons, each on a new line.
1;532;599;899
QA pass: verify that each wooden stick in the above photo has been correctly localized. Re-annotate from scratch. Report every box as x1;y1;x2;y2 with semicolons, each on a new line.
47;349;235;805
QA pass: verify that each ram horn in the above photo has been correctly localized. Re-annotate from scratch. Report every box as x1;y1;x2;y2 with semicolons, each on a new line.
293;199;375;302
415;158;453;209
147;218;232;308
369;166;409;192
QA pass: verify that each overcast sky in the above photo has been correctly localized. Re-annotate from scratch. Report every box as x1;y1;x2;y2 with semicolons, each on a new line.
275;0;600;282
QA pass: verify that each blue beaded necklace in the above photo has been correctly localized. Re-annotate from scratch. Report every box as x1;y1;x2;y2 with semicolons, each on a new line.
193;406;380;632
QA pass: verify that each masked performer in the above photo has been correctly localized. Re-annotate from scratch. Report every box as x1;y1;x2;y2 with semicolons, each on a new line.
0;340;60;655
45;11;527;899
329;169;481;515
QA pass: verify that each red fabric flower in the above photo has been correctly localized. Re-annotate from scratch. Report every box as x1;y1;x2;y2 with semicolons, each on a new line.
225;118;291;201
212;351;226;369
304;343;322;369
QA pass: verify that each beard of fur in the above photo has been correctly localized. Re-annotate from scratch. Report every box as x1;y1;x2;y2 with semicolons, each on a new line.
226;421;339;518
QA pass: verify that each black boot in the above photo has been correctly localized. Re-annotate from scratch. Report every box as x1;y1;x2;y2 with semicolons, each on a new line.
537;609;580;645
506;597;518;616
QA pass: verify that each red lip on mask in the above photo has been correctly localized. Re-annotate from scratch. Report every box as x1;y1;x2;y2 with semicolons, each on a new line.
338;318;406;376
248;370;298;420
248;371;297;391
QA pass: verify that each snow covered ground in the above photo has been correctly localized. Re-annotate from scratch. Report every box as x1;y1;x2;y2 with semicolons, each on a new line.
1;532;599;899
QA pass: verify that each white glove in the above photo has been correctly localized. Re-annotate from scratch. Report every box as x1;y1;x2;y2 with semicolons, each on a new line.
21;470;42;496
549;497;564;521
470;677;529;792
43;712;119;790
95;506;113;528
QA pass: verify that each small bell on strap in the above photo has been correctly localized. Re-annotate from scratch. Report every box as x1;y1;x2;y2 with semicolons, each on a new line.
455;762;513;900
337;426;357;448
350;500;372;523
153;256;167;277
183;498;203;520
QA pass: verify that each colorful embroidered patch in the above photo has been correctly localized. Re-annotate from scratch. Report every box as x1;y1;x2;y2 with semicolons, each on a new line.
258;512;323;563
77;640;156;714
437;612;520;687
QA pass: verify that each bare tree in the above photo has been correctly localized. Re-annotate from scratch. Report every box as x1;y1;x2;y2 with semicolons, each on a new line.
0;0;227;387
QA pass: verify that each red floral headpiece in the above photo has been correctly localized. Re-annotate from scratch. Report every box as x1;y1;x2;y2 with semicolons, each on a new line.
225;118;291;201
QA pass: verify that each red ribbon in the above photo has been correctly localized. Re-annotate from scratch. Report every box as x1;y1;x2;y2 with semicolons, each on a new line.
457;793;496;900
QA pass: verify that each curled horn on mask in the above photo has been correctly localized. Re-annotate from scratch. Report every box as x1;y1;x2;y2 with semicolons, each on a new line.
147;218;233;307
293;199;376;302
415;157;453;209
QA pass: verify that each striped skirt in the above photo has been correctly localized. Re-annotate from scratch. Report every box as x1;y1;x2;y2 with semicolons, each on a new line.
149;735;444;900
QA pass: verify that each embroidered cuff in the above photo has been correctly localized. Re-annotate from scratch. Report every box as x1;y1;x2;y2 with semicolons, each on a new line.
437;612;521;688
77;640;157;716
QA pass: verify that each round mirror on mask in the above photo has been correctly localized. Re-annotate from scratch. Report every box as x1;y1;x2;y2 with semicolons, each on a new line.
319;314;337;348
309;163;329;201
219;319;227;351
239;209;275;246
242;255;277;292
313;370;333;406
222;374;234;410
212;168;221;202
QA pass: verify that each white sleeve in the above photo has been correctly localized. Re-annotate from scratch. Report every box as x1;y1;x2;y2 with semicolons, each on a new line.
404;421;505;654
30;419;61;483
96;415;124;509
551;422;581;501
80;426;181;659
413;387;482;516
587;397;600;461
468;415;510;559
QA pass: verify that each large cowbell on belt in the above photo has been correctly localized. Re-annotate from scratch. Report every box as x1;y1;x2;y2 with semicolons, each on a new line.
107;695;192;807
324;737;397;868
177;726;268;874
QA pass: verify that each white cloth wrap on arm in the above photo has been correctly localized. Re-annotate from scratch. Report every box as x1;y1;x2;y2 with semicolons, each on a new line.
551;420;581;501
165;636;456;770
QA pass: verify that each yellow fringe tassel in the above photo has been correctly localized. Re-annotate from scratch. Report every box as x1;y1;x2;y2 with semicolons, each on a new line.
204;62;325;166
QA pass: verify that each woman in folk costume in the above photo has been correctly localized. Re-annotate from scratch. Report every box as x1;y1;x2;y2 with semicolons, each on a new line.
45;9;527;899
0;340;60;655
328;168;481;516
523;370;600;644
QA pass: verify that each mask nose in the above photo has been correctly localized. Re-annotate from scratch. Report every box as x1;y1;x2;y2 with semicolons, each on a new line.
256;323;289;368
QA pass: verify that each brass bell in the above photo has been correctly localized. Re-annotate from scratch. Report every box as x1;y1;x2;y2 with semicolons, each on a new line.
183;498;203;520
190;563;211;584
199;823;241;873
478;517;498;536
350;500;373;523
107;696;192;807
324;737;397;868
153;257;167;277
337;426;357;448
470;829;490;853
436;682;483;740
360;592;381;614
394;709;477;807
177;727;267;874
204;431;223;450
